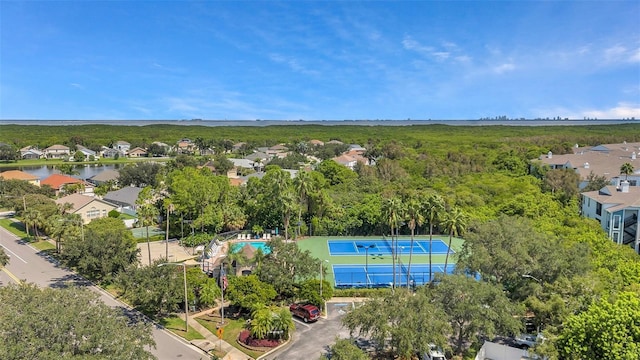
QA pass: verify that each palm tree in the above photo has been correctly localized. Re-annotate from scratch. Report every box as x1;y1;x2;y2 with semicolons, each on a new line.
620;162;634;181
136;187;159;265
250;305;275;339
404;194;425;289
423;193;444;283
22;208;39;240
441;206;469;275
383;196;403;291
269;168;295;240
272;307;295;340
293;170;314;239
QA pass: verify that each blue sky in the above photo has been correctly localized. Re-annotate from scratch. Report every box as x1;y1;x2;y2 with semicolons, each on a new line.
1;1;639;120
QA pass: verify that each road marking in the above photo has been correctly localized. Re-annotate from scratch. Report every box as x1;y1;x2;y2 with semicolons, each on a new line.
1;267;23;284
0;244;27;263
292;319;311;328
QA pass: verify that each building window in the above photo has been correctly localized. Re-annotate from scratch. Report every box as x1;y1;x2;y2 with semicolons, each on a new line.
86;207;100;219
612;215;621;230
596;203;602;216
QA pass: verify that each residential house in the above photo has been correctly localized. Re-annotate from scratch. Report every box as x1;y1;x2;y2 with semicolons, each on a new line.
176;138;195;154
113;141;131;153
309;139;325;147
55;193;117;224
0;170;40;187
75;145;97;159
199;159;240;178
332;150;369;170
232;142;247;152
268;144;288;152
100;147;124;159
43;144;70;159
128;147;148;158
534;142;640;189
581;183;640;254
88;169;120;186
348;144;367;153
326;140;344;145
103;186;143;210
229;158;256;175
20;146;43;160
41;174;93;196
245;151;270;171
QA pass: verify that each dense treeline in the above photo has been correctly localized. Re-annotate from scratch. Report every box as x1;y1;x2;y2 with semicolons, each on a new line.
3;123;640;154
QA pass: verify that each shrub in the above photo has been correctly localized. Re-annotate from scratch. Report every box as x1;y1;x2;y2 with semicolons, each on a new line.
238;329;281;348
238;329;250;344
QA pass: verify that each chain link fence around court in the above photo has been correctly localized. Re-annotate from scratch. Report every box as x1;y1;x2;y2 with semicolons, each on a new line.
333;264;455;288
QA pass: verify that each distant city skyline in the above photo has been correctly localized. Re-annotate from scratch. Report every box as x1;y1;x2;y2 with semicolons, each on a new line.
1;1;639;121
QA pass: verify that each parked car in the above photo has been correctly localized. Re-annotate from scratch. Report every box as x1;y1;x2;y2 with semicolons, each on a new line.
289;303;320;323
514;333;545;348
421;344;447;360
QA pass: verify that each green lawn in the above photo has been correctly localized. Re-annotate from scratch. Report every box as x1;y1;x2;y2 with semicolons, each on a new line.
196;313;265;359
160;315;205;341
32;240;56;251
0;218;29;239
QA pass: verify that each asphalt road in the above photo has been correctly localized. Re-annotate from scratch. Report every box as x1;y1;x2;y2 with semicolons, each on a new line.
0;222;208;360
262;301;360;360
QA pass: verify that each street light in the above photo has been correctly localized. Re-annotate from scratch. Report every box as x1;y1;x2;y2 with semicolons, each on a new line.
356;244;376;288
158;262;188;332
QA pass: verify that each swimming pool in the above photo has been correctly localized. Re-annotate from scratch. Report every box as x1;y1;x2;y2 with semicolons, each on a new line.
231;241;271;254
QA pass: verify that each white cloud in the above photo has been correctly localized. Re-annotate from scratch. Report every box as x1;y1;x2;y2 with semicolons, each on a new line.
432;52;450;60
604;45;627;62
629;47;640;63
455;55;472;63
600;44;640;64
493;63;515;74
402;37;433;54
582;103;640;119
268;53;319;76
69;83;84;89
403;36;470;64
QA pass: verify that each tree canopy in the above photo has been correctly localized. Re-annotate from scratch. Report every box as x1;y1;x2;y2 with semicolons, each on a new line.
62;217;139;282
0;284;156;360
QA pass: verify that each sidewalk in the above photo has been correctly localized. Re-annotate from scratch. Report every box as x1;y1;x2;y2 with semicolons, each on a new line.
188;309;253;360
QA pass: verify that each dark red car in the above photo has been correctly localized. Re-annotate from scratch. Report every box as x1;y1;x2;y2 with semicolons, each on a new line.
289;303;320;323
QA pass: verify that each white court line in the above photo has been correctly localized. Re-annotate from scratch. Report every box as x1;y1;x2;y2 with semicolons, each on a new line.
0;244;27;263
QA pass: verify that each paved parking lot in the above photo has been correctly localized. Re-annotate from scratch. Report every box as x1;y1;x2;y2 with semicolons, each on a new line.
262;299;365;360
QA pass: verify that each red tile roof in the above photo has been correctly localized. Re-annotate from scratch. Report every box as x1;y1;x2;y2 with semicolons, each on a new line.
40;174;82;190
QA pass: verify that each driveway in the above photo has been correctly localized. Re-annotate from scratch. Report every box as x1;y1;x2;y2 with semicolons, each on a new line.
262;299;363;360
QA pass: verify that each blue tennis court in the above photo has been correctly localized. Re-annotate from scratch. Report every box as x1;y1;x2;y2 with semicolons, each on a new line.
328;239;453;256
332;263;455;288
